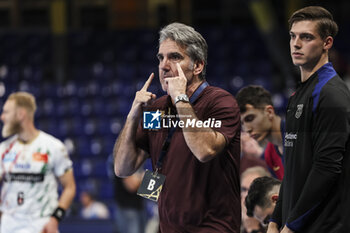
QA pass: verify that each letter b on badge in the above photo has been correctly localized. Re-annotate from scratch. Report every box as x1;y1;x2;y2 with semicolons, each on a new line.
147;179;156;190
137;170;166;202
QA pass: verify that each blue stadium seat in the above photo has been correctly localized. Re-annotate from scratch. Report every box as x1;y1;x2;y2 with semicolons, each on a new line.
99;180;114;199
75;136;92;158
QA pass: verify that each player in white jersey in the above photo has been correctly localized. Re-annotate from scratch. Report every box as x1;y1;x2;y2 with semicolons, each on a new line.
0;92;76;233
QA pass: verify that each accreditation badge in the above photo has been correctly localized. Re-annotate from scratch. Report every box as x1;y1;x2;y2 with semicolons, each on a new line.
137;170;166;202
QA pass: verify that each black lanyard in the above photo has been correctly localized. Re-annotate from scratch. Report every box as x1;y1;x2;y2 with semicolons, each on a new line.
155;81;209;171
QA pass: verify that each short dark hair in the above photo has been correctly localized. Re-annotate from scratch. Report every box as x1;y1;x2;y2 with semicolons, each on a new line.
245;176;281;217
235;85;273;113
288;6;338;39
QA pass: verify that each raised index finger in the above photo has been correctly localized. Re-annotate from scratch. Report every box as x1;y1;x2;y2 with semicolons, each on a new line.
141;73;154;91
176;63;186;78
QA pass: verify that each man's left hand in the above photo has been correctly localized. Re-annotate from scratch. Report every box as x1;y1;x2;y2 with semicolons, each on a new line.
41;217;59;233
165;63;187;101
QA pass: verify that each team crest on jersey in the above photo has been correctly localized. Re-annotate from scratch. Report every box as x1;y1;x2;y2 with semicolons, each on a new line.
295;104;303;119
32;152;49;163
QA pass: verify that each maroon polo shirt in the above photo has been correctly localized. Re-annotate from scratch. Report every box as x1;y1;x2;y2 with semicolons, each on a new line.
136;85;241;232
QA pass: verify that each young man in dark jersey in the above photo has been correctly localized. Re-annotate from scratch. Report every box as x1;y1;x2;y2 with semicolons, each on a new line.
267;6;350;233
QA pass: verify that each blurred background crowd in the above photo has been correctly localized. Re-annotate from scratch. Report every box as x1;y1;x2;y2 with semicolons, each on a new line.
0;0;350;232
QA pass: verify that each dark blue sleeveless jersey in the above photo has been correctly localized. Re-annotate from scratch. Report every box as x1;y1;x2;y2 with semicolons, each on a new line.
271;63;350;233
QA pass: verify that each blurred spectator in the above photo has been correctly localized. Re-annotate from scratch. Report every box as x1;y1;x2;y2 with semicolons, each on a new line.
236;85;284;180
114;170;147;233
245;176;281;228
241;166;271;233
145;202;159;233
80;191;110;219
107;154;148;233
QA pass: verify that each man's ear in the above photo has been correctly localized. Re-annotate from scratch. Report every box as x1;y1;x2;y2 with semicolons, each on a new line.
271;194;279;204
15;107;26;121
264;105;275;120
193;60;204;76
324;36;333;50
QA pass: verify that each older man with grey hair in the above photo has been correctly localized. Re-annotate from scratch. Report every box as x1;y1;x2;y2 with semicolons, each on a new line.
113;22;241;232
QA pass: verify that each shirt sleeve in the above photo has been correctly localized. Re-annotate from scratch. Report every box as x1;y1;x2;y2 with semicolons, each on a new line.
52;139;73;177
204;91;240;144
285;84;350;231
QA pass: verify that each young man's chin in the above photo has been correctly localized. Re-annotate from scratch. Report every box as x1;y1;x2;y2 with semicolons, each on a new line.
2;128;13;138
2;124;20;138
256;134;268;144
292;59;305;67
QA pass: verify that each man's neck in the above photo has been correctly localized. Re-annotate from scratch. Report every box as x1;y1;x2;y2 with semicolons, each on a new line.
268;116;282;148
18;125;39;143
300;54;329;82
186;77;204;98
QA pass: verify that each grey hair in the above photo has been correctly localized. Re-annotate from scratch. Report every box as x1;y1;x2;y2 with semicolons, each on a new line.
159;22;208;79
